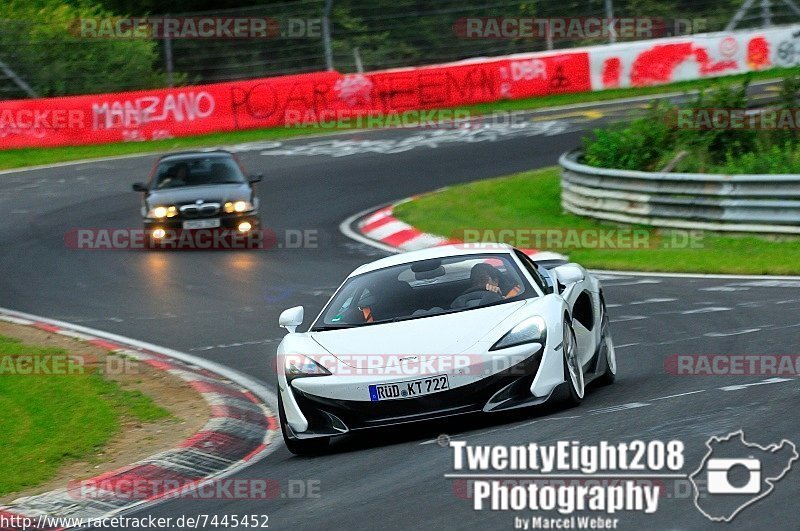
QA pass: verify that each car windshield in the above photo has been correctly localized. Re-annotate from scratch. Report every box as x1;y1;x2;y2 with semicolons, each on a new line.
153;156;246;189
312;254;533;330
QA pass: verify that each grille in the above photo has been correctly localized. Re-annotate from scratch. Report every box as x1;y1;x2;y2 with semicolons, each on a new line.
179;202;220;218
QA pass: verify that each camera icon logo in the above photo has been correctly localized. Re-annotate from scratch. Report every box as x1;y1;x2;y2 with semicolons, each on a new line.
706;457;761;494
690;430;797;522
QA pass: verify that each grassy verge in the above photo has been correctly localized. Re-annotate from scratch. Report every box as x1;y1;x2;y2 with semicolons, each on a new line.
392;167;800;275
0;335;169;495
3;66;800;171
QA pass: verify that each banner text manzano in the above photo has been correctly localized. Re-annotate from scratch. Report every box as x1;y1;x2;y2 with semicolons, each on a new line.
0;53;589;149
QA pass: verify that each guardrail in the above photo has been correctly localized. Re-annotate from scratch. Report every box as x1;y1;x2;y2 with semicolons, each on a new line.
559;150;800;235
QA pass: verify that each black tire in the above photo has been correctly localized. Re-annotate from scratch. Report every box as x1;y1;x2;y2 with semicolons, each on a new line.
278;394;329;456
562;321;584;407
596;299;617;386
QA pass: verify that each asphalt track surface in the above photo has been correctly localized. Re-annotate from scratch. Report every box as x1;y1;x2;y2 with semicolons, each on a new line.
1;95;799;530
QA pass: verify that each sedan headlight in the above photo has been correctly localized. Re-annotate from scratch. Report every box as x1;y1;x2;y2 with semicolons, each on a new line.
490;316;547;351
284;354;331;382
146;205;178;219
224;200;254;213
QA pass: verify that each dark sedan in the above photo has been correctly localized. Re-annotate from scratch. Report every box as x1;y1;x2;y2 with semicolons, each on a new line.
132;151;262;243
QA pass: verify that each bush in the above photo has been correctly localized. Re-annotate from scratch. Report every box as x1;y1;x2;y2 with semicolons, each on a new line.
719;141;800;173
581;77;800;174
582;101;675;171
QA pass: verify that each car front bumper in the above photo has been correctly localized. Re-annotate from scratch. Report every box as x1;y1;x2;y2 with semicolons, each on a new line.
142;212;260;231
280;344;558;440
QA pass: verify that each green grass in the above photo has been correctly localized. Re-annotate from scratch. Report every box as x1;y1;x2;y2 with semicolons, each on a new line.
393;167;800;275
0;335;169;496
3;66;800;171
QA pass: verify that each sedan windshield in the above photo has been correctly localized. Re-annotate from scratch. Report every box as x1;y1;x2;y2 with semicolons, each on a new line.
153;156;246;189
313;254;533;330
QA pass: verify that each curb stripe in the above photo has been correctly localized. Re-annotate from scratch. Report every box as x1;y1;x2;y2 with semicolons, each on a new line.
0;308;279;530
353;199;569;262
87;339;124;351
381;228;424;247
360;215;396;234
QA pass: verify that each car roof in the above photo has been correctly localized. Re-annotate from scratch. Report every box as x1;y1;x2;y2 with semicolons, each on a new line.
158;150;234;162
348;243;516;277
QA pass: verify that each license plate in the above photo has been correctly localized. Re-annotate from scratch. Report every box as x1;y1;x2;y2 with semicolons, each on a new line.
369;375;449;401
182;218;220;230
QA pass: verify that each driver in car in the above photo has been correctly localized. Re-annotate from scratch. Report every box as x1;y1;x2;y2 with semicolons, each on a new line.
469;263;523;299
157;162;190;189
451;263;504;308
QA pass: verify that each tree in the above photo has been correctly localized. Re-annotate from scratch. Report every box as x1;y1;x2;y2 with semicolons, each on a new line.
1;0;165;97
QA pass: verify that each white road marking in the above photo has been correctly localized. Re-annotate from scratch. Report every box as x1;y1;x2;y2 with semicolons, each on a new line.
649;390;706;401
260;121;573;158
506;415;581;431
614;343;640;349
420;372;797;445
700;286;750;292
733;280;800;288
719;377;794;391
611;315;648;322
591;269;800;281
681;307;732;314
704;328;761;337
190;338;281;352
588;402;650;414
630;298;677;305
601;279;661;287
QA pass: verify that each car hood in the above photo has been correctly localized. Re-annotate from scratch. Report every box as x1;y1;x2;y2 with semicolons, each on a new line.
309;301;526;367
147;183;251;205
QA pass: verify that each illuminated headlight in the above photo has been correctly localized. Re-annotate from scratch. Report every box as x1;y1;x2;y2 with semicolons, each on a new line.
490;316;547;351
224;200;254;213
284;354;331;382
147;205;178;219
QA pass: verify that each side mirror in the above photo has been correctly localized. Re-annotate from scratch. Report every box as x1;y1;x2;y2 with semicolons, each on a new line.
279;306;304;333
132;182;148;192
249;173;263;184
552;264;585;288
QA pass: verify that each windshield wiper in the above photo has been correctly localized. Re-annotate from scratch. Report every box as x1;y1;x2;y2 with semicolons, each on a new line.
310;324;357;331
369;315;417;325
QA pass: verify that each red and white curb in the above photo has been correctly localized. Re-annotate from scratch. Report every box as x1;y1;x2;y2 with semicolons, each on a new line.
343;195;567;261
0;307;279;531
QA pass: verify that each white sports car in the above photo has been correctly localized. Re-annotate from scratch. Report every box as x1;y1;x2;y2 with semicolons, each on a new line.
276;244;616;454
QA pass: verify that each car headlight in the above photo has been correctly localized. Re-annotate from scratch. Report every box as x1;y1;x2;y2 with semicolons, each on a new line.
284;354;331;383
147;205;178;219
490;316;547;351
224;200;254;213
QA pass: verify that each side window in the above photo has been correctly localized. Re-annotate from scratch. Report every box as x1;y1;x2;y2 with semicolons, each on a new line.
514;250;552;294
